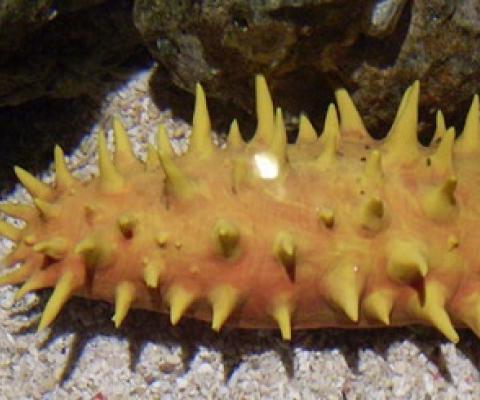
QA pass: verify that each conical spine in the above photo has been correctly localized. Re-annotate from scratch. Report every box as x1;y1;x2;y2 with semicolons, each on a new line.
227;119;244;149
430;127;455;176
97;131;125;193
189;83;214;157
269;108;287;170
386;240;428;285
362;289;394;325
359;196;385;232
409;281;459;343
209;284;240;332
112;281;136;328
145;143;161;171
270;295;292;340
0;203;35;220
155;232;170;248
297;114;317;143
214;219;240;258
334;88;368;138
361;150;383;189
14;166;53;200
74;235;112;269
117;213;138;238
317;208;335;228
157;125;195;200
33;237;69;260
0;261;35;287
317;104;340;169
384;81;420;163
38;270;79;330
112;116;137;167
324;262;363;322
15;270;55;300
143;259;165;288
253;75;274;144
431;110;446;143
0;220;21;242
167;285;195;325
273;231;296;281
455;94;479;153
54;145;75;191
422;176;457;221
34;198;60;219
156;124;174;157
390;84;412;129
2;244;31;266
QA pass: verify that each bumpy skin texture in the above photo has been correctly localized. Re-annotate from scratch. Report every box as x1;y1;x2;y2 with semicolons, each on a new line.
1;76;480;343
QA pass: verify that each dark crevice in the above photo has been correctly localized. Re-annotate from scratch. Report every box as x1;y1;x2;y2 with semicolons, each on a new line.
268;1;360;28
0;0;151;193
347;0;413;70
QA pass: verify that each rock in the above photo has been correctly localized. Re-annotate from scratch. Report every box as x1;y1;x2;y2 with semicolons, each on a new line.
0;1;106;52
134;0;480;141
0;0;149;189
0;0;145;106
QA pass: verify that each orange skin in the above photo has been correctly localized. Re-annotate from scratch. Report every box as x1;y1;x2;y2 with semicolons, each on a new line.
1;74;480;342
4;131;479;337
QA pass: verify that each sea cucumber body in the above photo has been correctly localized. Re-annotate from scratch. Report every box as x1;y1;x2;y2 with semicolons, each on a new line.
1;77;480;342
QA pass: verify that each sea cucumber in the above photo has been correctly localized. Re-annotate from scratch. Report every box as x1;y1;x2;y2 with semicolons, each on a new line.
0;75;479;343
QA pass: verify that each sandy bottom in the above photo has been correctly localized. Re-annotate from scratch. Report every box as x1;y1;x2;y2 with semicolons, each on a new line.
0;66;479;400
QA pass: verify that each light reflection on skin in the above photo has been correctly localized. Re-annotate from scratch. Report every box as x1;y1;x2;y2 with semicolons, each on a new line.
253;152;280;180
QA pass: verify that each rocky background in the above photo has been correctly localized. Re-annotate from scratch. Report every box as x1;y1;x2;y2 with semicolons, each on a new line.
1;0;480;189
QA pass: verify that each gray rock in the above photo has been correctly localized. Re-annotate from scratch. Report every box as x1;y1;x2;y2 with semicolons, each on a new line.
134;0;480;140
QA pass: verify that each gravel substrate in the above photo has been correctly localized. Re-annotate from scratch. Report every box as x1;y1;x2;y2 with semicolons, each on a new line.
0;65;479;400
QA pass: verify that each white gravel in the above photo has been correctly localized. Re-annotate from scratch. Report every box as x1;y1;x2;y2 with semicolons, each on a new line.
0;65;479;400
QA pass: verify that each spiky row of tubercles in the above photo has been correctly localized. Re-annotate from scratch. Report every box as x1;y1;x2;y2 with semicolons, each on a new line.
1;75;480;343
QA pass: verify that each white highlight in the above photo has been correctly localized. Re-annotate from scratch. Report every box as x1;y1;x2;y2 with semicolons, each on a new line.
253;152;280;180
